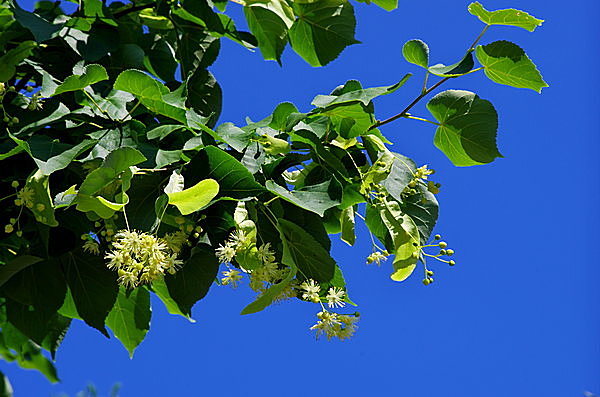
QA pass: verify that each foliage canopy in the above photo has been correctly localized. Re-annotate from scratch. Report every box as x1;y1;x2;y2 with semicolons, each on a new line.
0;0;546;386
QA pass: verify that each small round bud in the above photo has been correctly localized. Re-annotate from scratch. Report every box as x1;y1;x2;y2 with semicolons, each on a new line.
14;199;22;206
4;224;14;233
449;260;455;266
9;218;16;224
175;217;185;225
428;277;434;283
16;230;22;237
426;270;434;276
35;203;45;212
11;180;19;188
26;86;33;92
422;278;430;286
193;232;199;238
94;221;101;227
438;241;447;248
8;86;15;92
101;231;107;236
11;117;18;124
81;234;88;240
446;249;454;256
439;249;447;256
3;117;8;122
195;226;202;232
434;234;441;240
106;229;114;236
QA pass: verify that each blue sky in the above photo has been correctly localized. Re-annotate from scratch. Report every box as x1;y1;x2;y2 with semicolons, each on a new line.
3;1;600;396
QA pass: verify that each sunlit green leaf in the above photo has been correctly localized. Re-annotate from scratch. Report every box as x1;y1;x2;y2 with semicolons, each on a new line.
402;39;429;68
429;52;474;77
167;179;219;215
312;75;410;108
114;70;187;123
53;64;108;96
265;179;341;217
106;287;151;358
475;40;548;93
468;2;543;32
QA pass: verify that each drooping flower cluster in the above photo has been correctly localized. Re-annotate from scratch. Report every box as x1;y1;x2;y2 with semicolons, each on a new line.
366;250;389;266
105;230;183;288
310;311;359;341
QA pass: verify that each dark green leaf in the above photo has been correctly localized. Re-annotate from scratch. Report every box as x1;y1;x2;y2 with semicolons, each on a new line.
186;69;222;126
475;40;548;93
289;0;358;66
427;90;501;166
428;52;474;77
0;256;43;288
402;185;439;244
0;41;37;82
147;125;185;141
12;6;62;42
468;2;544;32
402;39;429;68
9;134;96;176
165;245;219;316
186;146;265;199
177;26;220;74
151;278;194;322
61;249;119;337
277;218;335;282
79;147;146;195
106;287;151;358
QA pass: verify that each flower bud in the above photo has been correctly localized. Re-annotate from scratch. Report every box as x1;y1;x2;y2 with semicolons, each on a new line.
438;241;447;248
449;260;455;266
434;234;441;240
4;224;14;233
11;181;18;188
446;249;454;256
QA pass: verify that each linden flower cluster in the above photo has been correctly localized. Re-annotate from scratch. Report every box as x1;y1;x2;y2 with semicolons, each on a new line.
366;250;389;266
310;311;359;341
404;164;441;196
300;278;358;340
218;230;295;301
105;230;184;288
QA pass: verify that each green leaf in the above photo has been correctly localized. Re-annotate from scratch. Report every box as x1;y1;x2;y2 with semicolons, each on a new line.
113;70;187;123
186;146;264;199
475;40;548;93
370;0;398;12
61;249;119;337
106;287;151;358
379;197;420;282
427;90;501;166
0;256;43;288
402;184;439;244
311;75;411;108
177;27;220;74
321;102;375;139
265;179;341;217
428;52;474;77
3;259;66;344
240;260;297;315
186;69;222;126
167;179;219;215
402;39;429;68
468;2;544;32
269;102;298;131
25;169;58;226
9;134;96;176
12;6;62;42
277;218;335;282
151;278;195;322
244;2;292;63
340;206;355;246
79;147;146;195
382;152;417;203
0;371;13;397
289;0;358;67
0;41;37;82
12;340;59;383
147;125;185;141
215;122;254;152
53;64;109;95
165;245;219;316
